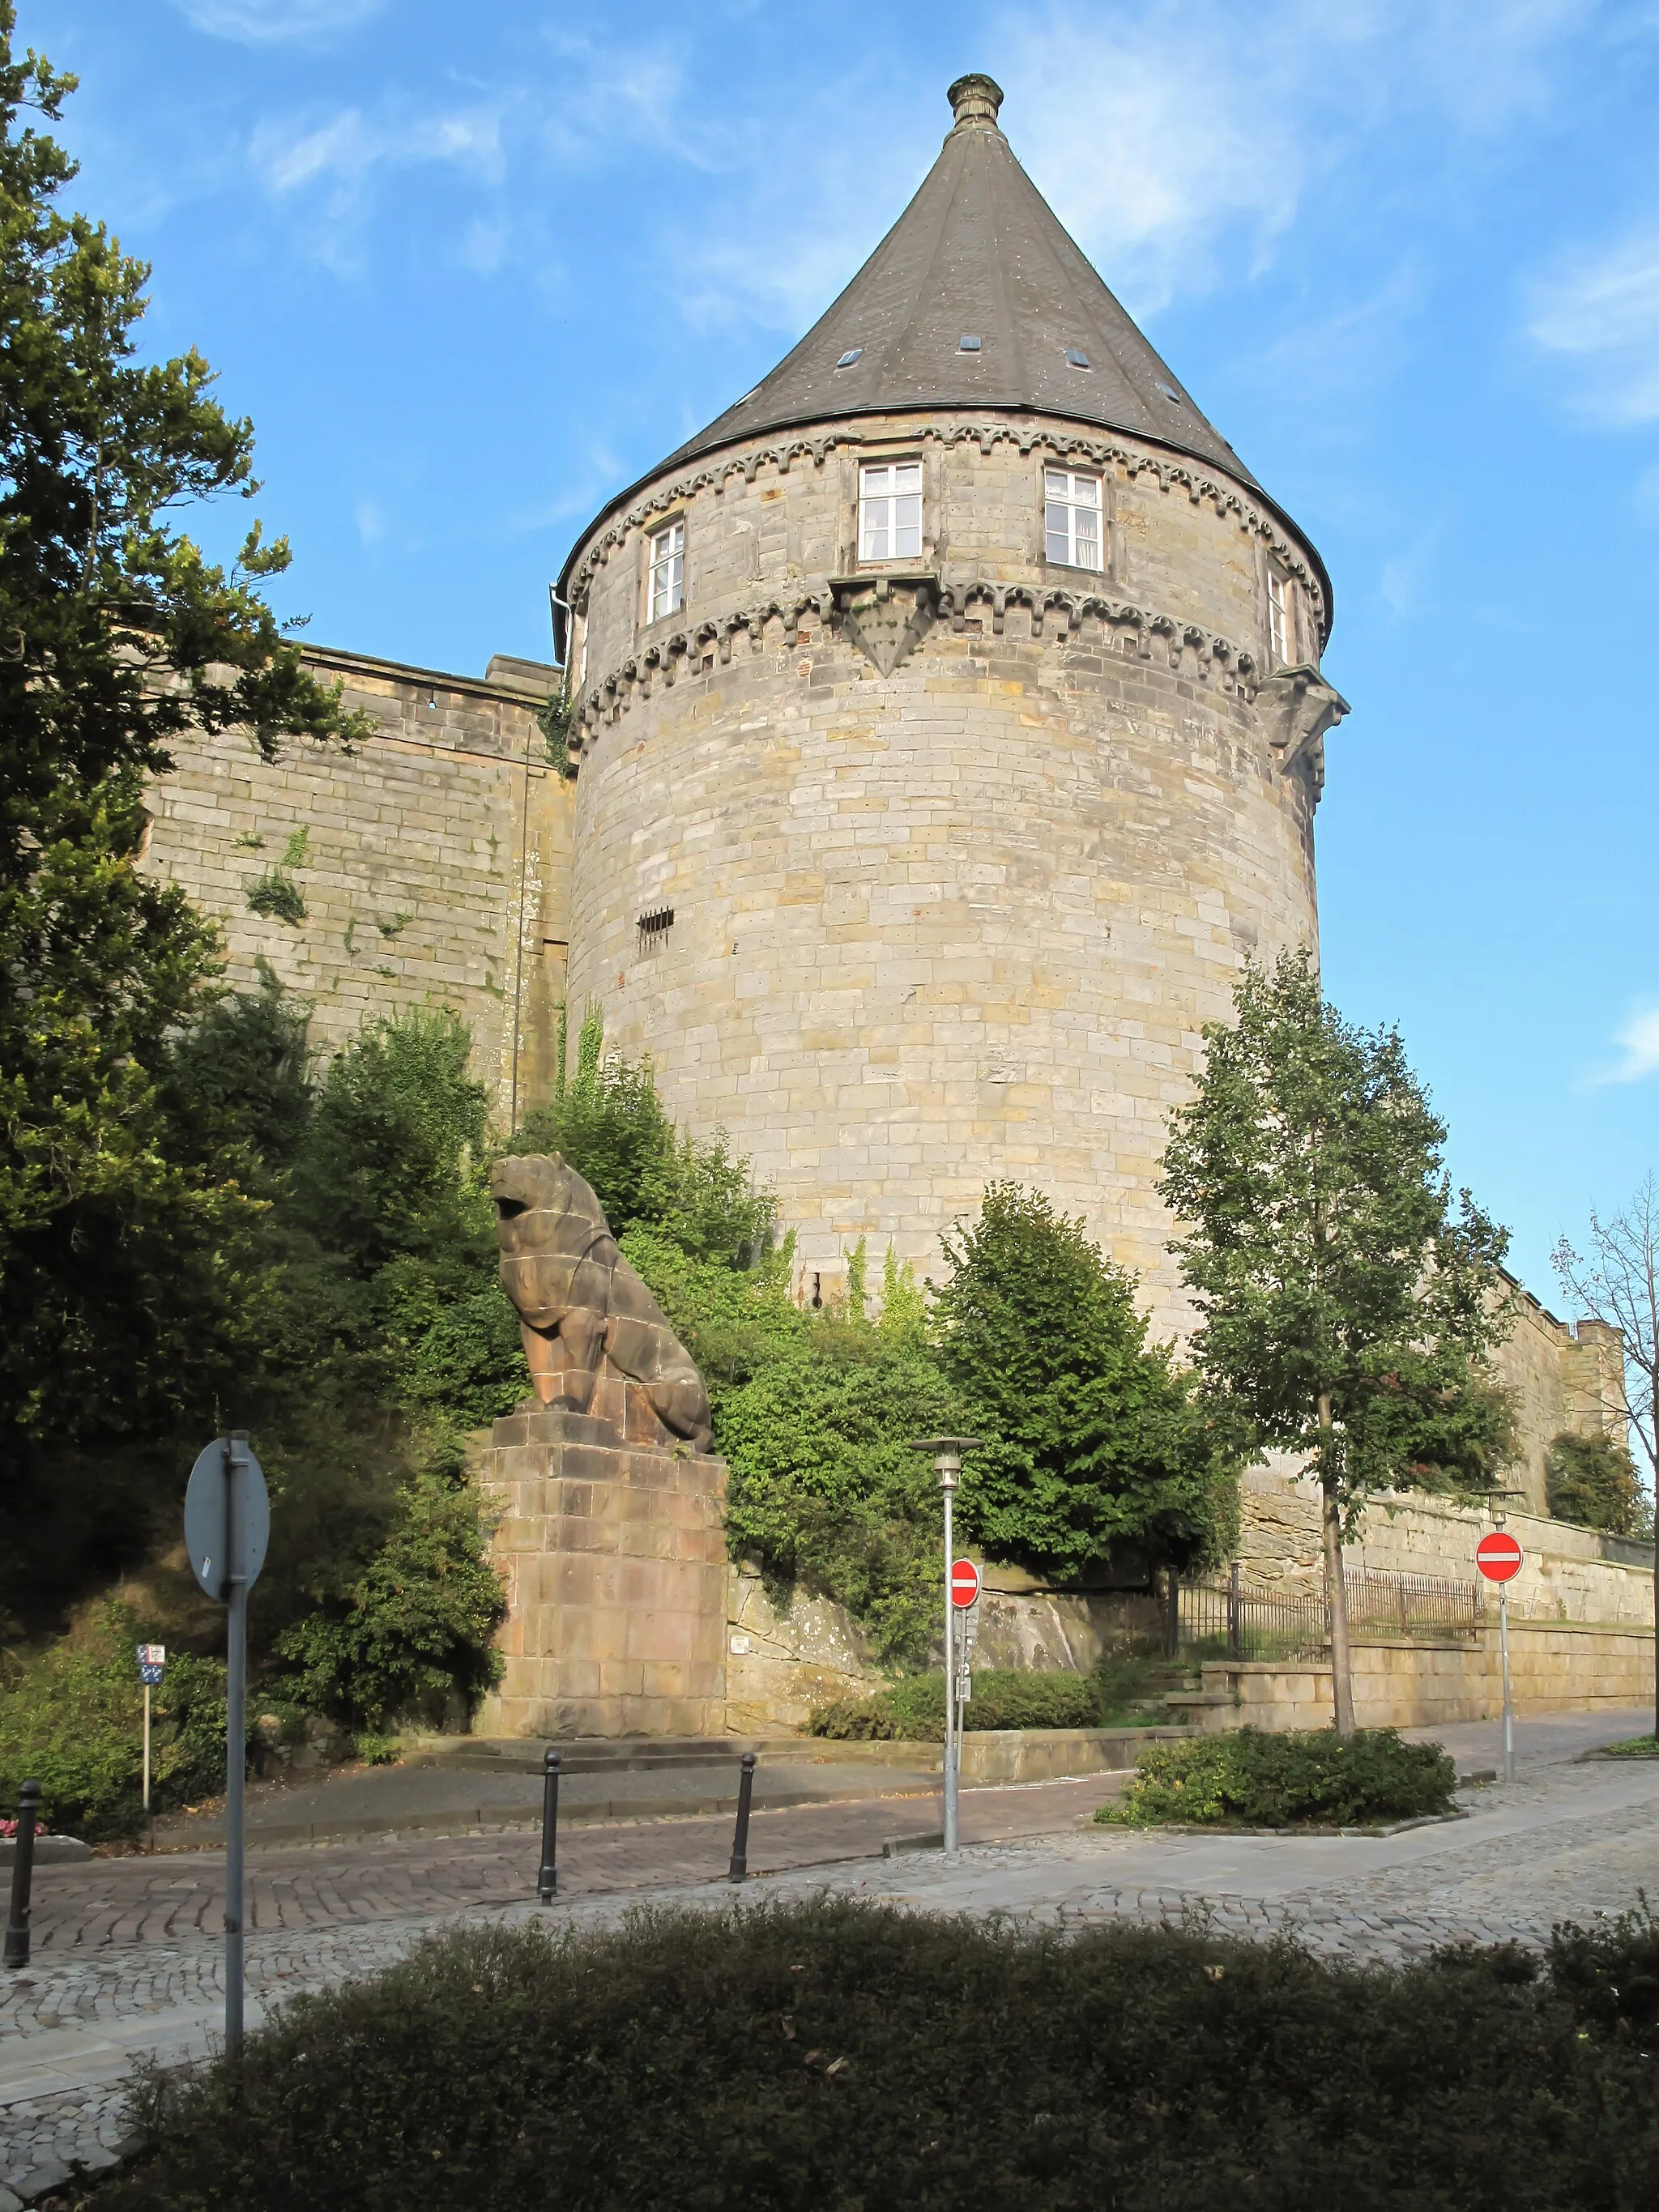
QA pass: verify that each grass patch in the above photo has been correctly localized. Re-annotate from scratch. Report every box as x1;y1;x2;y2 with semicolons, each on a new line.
99;1897;1659;2210
1100;1725;1456;1829
1601;1734;1659;1758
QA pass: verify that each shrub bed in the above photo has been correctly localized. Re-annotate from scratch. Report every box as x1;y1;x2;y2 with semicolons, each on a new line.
100;1898;1659;2210
808;1668;1102;1740
0;1601;236;1840
1101;1725;1456;1829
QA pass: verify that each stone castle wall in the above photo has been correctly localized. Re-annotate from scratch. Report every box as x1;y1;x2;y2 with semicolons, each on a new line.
1488;1292;1626;1511
139;645;574;1119
1240;1473;1654;1626
561;411;1333;1336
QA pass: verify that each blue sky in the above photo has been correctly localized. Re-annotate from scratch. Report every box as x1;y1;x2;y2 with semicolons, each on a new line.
32;0;1659;1309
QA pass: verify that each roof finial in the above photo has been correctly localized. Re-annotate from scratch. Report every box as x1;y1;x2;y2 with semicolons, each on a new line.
946;74;1004;132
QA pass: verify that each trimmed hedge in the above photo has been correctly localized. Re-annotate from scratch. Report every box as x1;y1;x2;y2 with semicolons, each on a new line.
102;1898;1659;2210
808;1668;1102;1740
1102;1725;1456;1829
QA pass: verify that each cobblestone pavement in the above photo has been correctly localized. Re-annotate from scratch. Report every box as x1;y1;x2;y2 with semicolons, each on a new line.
2;1719;1654;2205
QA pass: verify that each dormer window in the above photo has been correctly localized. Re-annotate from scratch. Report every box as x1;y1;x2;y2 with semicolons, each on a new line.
859;462;922;562
1044;469;1102;572
1268;568;1290;663
648;520;684;622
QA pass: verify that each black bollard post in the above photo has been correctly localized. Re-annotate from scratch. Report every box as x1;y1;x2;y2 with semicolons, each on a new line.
728;1751;757;1884
537;1748;561;1903
4;1779;41;1971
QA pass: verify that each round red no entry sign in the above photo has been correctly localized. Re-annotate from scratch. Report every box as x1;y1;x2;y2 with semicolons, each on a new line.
950;1558;981;1608
1475;1531;1524;1583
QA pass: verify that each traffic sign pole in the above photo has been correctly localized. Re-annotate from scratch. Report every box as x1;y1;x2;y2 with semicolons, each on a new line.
224;1434;247;2054
1476;1519;1525;1785
143;1682;151;1815
185;1430;268;2060
941;1475;957;1854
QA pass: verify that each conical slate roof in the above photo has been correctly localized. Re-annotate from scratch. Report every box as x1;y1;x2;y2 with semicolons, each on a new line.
661;74;1257;487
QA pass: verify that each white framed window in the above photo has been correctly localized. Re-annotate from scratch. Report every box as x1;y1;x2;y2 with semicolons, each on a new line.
1268;568;1290;663
859;462;922;562
1044;469;1102;571
647;520;684;622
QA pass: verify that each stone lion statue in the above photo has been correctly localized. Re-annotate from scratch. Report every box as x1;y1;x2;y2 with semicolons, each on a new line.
491;1152;714;1452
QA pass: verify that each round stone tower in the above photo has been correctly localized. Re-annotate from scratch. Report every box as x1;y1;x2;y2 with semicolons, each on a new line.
556;75;1346;1336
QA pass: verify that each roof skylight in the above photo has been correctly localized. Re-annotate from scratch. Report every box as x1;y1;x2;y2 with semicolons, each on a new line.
1156;381;1183;405
836;348;863;369
1065;347;1091;369
959;334;981;351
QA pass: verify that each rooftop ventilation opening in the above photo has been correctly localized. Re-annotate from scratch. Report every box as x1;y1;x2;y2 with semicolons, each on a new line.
734;386;760;406
1155;380;1183;405
1065;347;1091;370
958;334;981;351
835;347;863;369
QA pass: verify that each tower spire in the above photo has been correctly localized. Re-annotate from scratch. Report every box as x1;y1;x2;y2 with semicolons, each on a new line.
945;72;1004;131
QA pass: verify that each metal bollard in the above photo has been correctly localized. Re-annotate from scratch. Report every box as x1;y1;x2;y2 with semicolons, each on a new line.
728;1751;757;1883
537;1748;562;1904
4;1779;41;1970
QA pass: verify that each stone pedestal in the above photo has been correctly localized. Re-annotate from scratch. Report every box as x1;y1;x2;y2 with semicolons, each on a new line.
474;1404;729;1738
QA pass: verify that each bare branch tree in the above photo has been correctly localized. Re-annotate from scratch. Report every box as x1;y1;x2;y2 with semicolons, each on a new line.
1554;1176;1659;1739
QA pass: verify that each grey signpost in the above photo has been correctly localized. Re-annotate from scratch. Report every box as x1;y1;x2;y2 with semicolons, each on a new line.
909;1438;983;1854
184;1431;269;2053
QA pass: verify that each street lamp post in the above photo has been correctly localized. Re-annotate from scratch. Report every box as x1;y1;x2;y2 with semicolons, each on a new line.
909;1438;983;1854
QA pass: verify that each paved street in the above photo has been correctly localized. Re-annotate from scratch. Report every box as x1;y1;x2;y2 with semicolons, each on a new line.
1;1707;1653;2205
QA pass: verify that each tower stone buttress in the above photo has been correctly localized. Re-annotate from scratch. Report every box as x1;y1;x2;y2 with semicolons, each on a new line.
556;76;1344;1337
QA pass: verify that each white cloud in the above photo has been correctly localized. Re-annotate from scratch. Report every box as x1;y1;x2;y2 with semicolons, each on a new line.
172;0;385;42
1589;1008;1659;1085
1528;227;1659;424
254;104;503;197
983;1;1592;319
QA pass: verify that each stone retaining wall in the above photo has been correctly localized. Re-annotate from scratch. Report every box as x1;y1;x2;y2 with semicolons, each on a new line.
1187;1620;1656;1734
1240;1477;1653;1626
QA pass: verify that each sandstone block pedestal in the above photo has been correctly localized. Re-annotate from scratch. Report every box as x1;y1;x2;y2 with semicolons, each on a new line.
475;1404;729;1738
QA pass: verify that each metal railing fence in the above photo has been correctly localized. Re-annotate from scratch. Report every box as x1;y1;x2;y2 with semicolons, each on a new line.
1171;1562;1485;1662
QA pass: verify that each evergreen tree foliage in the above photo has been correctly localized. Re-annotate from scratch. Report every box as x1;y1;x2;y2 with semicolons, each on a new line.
0;9;363;1456
932;1183;1240;1583
1546;1430;1653;1539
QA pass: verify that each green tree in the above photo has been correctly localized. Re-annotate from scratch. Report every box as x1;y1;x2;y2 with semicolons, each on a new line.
932;1183;1239;1586
1159;951;1512;1734
0;11;364;1457
1545;1431;1652;1540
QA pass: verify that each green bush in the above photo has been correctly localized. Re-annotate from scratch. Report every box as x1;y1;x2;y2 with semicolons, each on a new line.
244;869;306;924
0;1599;239;1839
103;1899;1659;2210
1102;1725;1456;1829
811;1669;1105;1740
271;1468;505;1731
